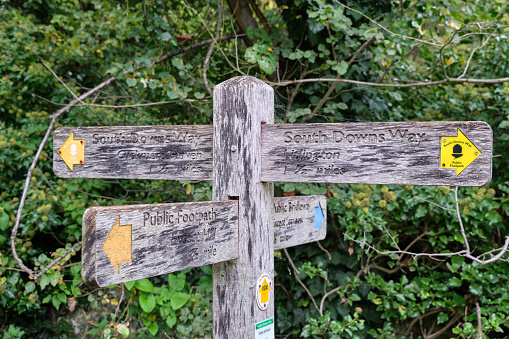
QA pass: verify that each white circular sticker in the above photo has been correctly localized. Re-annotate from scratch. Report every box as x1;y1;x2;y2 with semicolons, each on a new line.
256;273;272;310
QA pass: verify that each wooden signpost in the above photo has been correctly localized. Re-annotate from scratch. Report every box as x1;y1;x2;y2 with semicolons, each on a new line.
261;122;492;186
53;125;213;180
82;200;239;287
53;75;493;338
82;195;326;287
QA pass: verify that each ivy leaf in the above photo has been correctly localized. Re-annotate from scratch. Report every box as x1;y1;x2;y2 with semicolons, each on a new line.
437;312;448;324
170;292;190;310
135;279;154;292
448;277;462;287
139;292;156;313
332;60;348;75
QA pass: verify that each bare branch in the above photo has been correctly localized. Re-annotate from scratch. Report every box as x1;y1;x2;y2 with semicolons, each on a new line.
42;61;83;104
203;0;223;96
476;302;483;338
458;31;496;79
267;75;509;88
346;187;509;266
319;286;341;315
333;0;443;47
455;187;471;253
416;196;455;212
283;248;321;315
32;241;82;280
316;241;331;261
308;37;375;119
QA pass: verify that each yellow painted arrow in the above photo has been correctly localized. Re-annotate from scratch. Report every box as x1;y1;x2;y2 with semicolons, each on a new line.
440;129;481;176
102;216;132;273
259;278;271;304
58;133;84;171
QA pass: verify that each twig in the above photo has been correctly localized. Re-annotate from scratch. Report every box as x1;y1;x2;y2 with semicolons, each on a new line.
42;61;83;103
34;94;205;108
283;248;320;315
203;0;223;96
344;233;468;259
476;302;483;338
267;75;509;88
458;31;496;79
416;196;456;211
316;241;331;260
455;187;471;253
307;37;375;119
333;0;443;47
319;286;341;315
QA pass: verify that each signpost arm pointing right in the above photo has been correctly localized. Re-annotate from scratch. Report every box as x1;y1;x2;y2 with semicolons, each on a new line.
212;77;275;338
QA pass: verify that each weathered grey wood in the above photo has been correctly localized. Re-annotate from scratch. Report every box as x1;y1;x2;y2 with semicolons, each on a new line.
82;200;238;287
261;121;492;186
273;195;326;250
212;76;275;338
53;125;213;180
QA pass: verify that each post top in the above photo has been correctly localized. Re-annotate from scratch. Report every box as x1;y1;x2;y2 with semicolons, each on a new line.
214;76;271;91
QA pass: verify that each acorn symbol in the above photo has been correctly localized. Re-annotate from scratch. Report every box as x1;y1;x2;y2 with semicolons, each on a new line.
452;144;463;158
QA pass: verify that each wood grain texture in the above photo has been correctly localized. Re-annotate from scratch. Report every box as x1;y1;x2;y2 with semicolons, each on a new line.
81;201;238;287
53;125;213;180
273;195;326;250
212;76;275;338
261;121;492;186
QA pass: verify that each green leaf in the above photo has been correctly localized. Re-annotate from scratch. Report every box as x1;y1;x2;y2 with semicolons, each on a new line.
49;270;60;287
147;321;158;336
168;273;186;292
39;274;50;290
139;292;156;313
124;281;135;290
437;312;448;324
159;32;172;42
469;284;483;295
126;78;137;87
452;293;466;307
25;282;35;293
170;292;190;310
52;295;62;310
135;279;154;292
194;92;205;99
454;232;465;243
166;314;177;329
333;60;348;75
0;212;9;231
350;293;361;301
448;277;462;287
117;324;130;338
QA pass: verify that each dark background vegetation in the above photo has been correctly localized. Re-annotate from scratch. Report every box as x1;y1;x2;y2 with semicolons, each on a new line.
1;0;508;337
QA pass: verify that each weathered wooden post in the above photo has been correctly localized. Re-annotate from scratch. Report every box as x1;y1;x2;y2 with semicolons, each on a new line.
212;76;275;337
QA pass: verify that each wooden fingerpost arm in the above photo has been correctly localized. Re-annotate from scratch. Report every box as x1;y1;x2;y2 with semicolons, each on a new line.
212;76;275;337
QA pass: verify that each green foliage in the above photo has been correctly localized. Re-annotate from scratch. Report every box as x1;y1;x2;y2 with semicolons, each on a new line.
1;0;509;337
